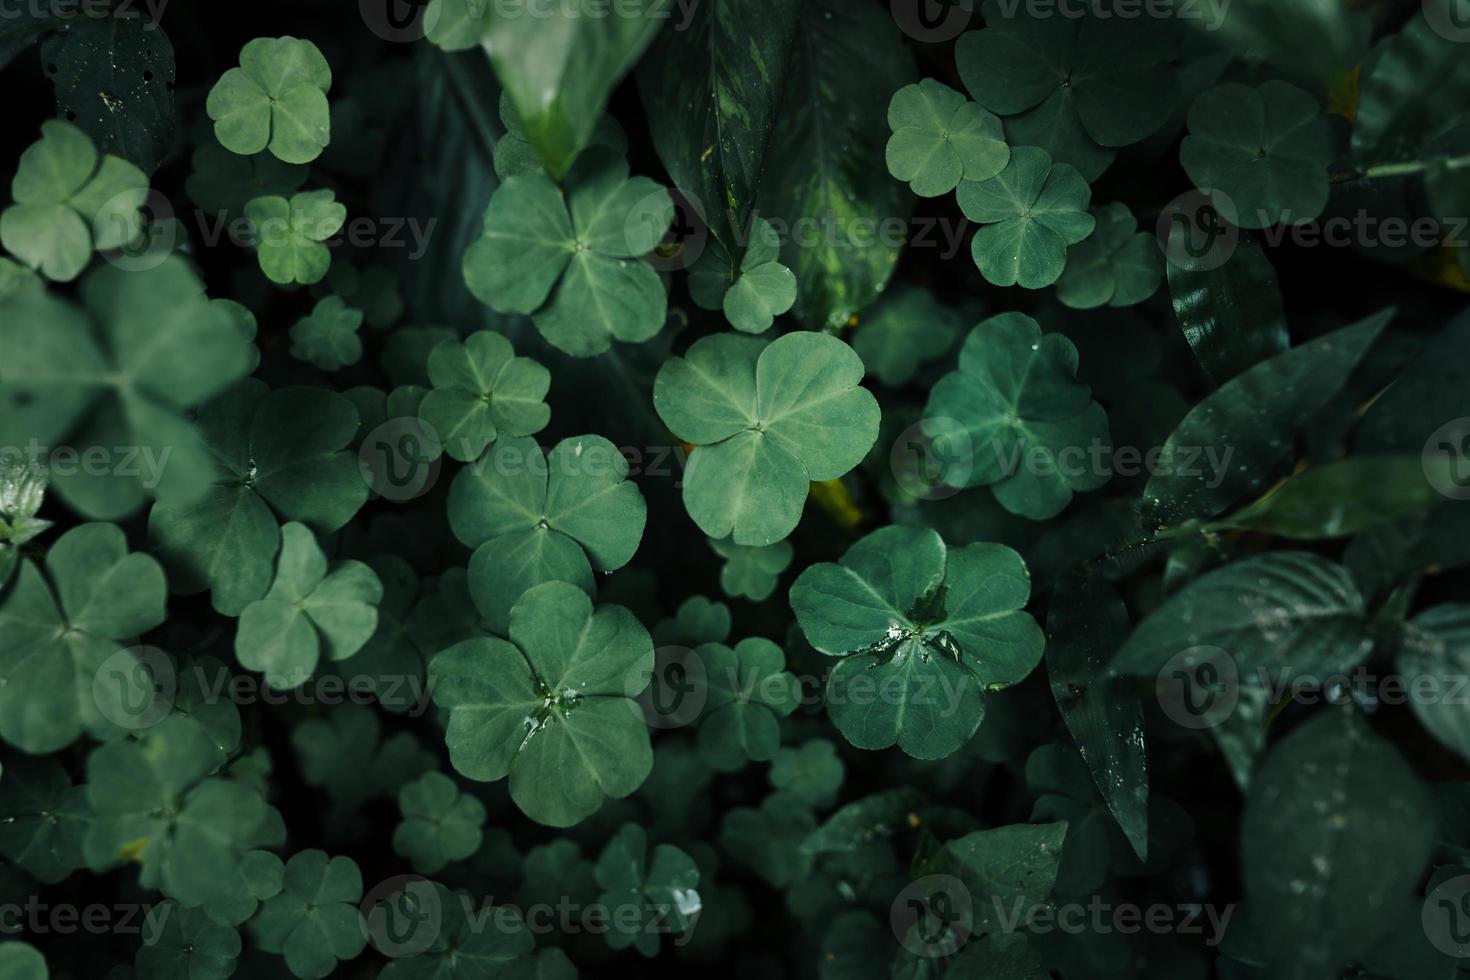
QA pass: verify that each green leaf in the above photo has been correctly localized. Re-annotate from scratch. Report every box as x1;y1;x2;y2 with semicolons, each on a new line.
288;296;362;371
722;218;797;333
721;792;815;888
251;850;366;980
770;740;845;809
149;381;368;616
426;0;671;178
420;330;551;463
137;903;241;980
0;524;165;753
695;637;799;771
957;2;1178;181
1055;202;1161;309
946;821;1067;934
1111;552;1371;687
0;943;46;980
373;882;535;979
1046;570;1148;861
850;286;962;388
207;36;332;165
1;120;148;281
463;150;673;356
448;433;647;632
1398;605;1470;763
1214;456;1441;539
0;758;90;884
654;331;880;545
428;581;654;826
637;0;803;246
923;312;1110;519
947;934;1048;980
886;79;1009;197
1352;10;1470;166
790;525;1043;759
958;146;1094;289
1180;81;1334;229
1140;309;1390;526
42;16;176;173
1242;708;1434;978
708;535;794;602
85;715;268;908
1165;233;1288;385
392;771;487;874
235;522;382;689
594;823;702;957
246;190;346;286
185;140;308;214
758;0;916;329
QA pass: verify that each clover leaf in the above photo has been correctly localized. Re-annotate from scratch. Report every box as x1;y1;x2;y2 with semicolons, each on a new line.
1055;202;1163;309
790;525;1043;759
251;850;366;980
292;703;432;807
594;824;702;957
0;758;89;884
0;524;165;753
721;218;798;334
652;595;732;648
709;536;794;602
207;37;332;165
185;140;307;215
957;2;1178;180
137;903;241;980
85;715;268;908
695;638;799;771
428;581;655;827
653;332;880;546
313;261;404;329
886;78;1009;197
0;255;253;518
850;286;963;387
447;434;647;633
420;330;551;463
289;296;362;370
770;740;845;808
958;145;1094;289
245;189;345;285
234;522;382;689
0;120;148;281
149;381;369;616
463;149;673;357
924;312;1111;519
0;943;45;980
392;771;487;874
1180;81;1335;229
373;882;535;980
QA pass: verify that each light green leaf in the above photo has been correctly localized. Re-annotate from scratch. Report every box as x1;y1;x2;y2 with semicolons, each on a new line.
246;190;346;286
420;330;551;463
392;771;487;874
289;296;362;370
886;78;1009;197
251;850;366;980
207;37;332;164
958;146;1094;289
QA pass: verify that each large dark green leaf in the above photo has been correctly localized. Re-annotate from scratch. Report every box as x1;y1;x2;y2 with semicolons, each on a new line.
637;0;802;250
1166;234;1288;386
1141;310;1390;527
1242;708;1434;979
1213;456;1441;539
42;18;176;174
757;0;916;329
